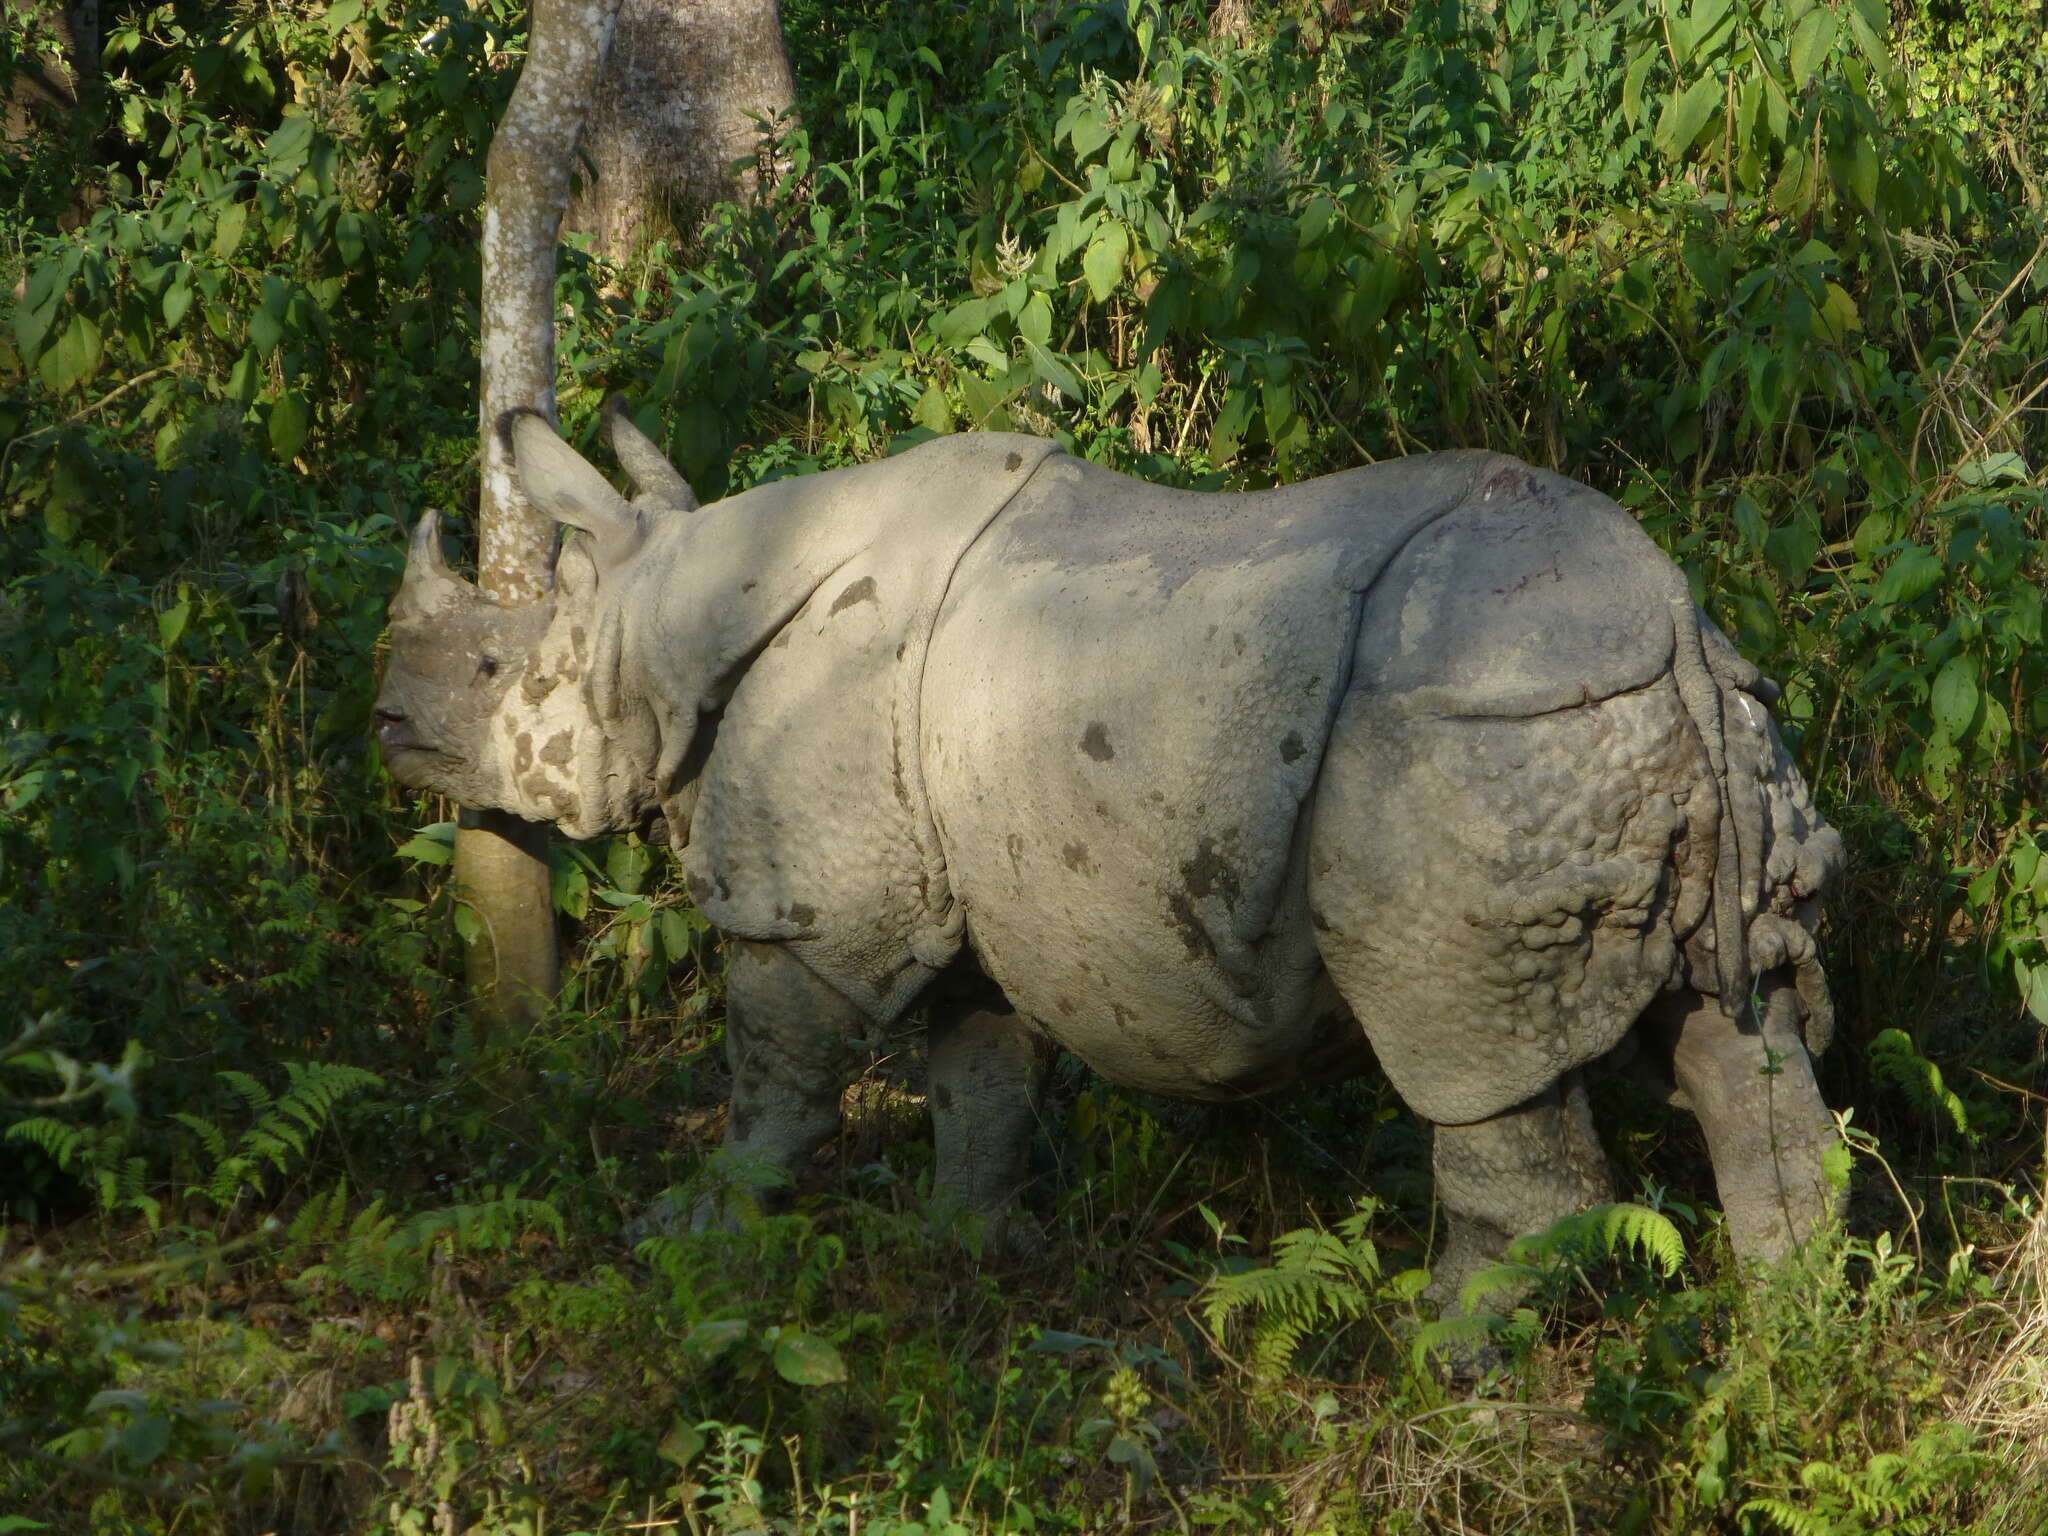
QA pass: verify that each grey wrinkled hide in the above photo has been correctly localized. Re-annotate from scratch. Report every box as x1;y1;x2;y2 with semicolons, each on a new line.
375;425;1846;1302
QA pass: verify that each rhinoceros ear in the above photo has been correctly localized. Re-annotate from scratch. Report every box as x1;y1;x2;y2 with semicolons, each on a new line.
503;409;647;567
396;509;477;616
604;395;698;513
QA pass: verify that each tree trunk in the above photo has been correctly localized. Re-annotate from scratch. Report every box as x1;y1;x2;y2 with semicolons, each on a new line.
562;0;795;264
5;1;99;142
454;0;623;1038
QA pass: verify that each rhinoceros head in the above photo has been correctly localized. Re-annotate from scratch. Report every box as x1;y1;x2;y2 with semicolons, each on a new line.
374;403;694;838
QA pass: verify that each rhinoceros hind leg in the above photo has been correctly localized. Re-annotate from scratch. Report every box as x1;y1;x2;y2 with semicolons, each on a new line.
705;940;868;1217
1427;1073;1613;1311
927;996;1056;1240
1650;984;1840;1263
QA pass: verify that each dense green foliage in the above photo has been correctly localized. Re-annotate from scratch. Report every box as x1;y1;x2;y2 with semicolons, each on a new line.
4;0;2047;1529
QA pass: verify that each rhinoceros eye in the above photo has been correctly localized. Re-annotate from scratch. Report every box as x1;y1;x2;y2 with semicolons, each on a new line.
477;654;500;680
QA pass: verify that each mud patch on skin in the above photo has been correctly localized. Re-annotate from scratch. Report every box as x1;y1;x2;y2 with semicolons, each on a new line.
539;731;575;768
1004;452;1022;471
1180;835;1243;911
1165;889;1209;958
1061;841;1096;876
521;671;559;705
829;575;879;616
1080;722;1115;761
786;902;817;927
513;732;535;775
1279;731;1305;763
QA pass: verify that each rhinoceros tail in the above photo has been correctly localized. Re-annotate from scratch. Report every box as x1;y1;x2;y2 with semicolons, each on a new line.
1667;576;1754;1016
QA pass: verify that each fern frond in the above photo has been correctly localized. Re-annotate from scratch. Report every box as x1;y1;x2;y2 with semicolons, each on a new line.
1869;1028;1976;1140
5;1116;87;1167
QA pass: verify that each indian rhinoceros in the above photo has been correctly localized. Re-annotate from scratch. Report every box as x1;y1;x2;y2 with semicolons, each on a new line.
374;406;1845;1299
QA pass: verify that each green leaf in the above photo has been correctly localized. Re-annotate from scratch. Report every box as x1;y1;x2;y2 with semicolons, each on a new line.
1844;2;1891;77
324;0;365;30
38;313;102;394
1929;656;1979;744
914;381;951;432
163;273;194;328
684;1318;749;1359
334;210;368;267
269;392;311;461
213;200;248;258
1082;222;1128;304
1788;7;1837;88
265;115;314;173
1873;545;1941;606
121;1411;171;1467
157;599;191;652
1654;74;1724;159
1021;337;1082;402
933;296;987;348
1018;290;1053;346
1069;106;1111;159
1621;47;1658;129
771;1329;847;1386
452;903;483;946
250;276;289;356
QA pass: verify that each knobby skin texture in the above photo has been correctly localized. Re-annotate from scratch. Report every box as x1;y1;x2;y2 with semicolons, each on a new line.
375;416;1845;1301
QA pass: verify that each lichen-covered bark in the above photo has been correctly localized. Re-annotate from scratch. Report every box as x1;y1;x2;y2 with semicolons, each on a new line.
563;0;795;263
458;0;622;1028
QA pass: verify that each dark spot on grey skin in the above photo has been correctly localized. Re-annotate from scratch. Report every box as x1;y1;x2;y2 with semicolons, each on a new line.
1081;722;1114;761
1061;841;1094;876
1309;905;1333;933
1165;890;1209;958
742;580;758;593
1094;802;1111;820
1279;731;1305;764
1180;836;1242;911
1110;1001;1133;1029
895;642;906;661
717;874;732;901
1006;833;1025;872
539;731;574;768
1056;997;1077;1016
770;629;792;648
786;902;817;927
1004;452;1022;471
829;575;878;616
890;740;915;815
933;1082;953;1112
1232;632;1246;655
686;872;714;903
521;671;559;705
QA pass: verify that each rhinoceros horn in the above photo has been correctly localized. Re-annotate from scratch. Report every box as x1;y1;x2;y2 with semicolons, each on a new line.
604;395;699;513
397;509;476;615
503;409;647;570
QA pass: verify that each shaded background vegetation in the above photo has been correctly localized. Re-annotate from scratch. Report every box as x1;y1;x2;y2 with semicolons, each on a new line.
3;0;2048;1530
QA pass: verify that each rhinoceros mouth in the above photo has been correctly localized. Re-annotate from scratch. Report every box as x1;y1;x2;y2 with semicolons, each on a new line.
375;720;461;763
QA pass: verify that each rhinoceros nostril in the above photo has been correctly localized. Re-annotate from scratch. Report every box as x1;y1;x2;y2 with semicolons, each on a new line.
374;705;407;725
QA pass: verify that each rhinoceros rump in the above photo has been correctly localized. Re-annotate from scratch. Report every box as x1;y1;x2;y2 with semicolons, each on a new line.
374;408;1844;1300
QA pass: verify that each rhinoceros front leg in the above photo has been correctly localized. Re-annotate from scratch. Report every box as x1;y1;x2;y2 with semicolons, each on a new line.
926;997;1055;1237
1427;1073;1614;1311
1652;983;1840;1262
705;940;866;1217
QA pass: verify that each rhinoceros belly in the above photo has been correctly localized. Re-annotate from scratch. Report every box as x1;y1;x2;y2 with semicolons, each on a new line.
919;451;1494;1097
